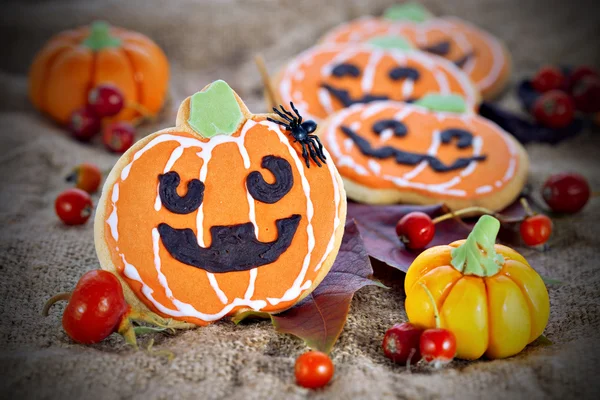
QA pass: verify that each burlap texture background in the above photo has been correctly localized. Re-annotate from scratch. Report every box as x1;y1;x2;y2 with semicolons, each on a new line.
1;0;600;398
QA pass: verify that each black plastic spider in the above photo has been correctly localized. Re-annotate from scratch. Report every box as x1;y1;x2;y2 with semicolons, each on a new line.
267;102;327;168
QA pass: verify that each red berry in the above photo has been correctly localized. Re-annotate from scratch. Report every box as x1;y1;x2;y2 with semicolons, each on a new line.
66;163;103;194
531;66;566;93
382;322;424;365
295;351;334;389
396;211;435;250
62;270;130;344
103;122;135;153
520;215;553;246
55;188;93;225
542;173;590;213
567;66;600;92
69;107;101;141
532;90;575;129
571;76;600;113
88;84;125;118
420;328;456;368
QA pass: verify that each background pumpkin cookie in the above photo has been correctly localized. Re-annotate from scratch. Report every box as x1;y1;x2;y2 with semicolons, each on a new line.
274;43;479;123
320;3;511;100
318;96;528;211
94;80;347;326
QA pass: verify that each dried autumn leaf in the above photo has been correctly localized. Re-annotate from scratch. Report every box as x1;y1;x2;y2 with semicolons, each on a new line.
234;220;381;353
347;198;535;272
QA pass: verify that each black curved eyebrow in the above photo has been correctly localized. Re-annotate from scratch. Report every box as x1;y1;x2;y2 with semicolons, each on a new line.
388;67;420;81
440;128;474;148
159;171;205;214
331;63;361;78
372;119;408;137
422;40;451;56
246;156;294;204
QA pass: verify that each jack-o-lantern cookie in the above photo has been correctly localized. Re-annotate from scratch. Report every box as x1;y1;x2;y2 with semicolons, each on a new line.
320;3;511;99
319;95;528;211
95;80;347;326
275;43;479;123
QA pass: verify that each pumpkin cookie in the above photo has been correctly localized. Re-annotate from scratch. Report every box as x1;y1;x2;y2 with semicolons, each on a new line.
275;42;479;123
318;95;528;211
94;80;347;326
320;3;511;99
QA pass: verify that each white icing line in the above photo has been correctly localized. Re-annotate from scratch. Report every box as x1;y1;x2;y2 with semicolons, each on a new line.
321;48;359;76
475;185;493;194
459;136;482;177
361;102;390;119
318;88;335;115
153;183;162;211
244;269;258;300
380;129;395;142
361;49;383;93
368;159;381;175
434;69;450;94
350;122;361;131
207;273;229;304
107;183;119;241
343;138;354;151
402;130;441;181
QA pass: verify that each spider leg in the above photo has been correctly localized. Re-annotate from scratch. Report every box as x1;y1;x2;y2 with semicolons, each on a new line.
300;142;310;168
279;104;296;120
306;139;322;167
290;102;302;124
272;107;293;123
267;117;291;130
309;136;327;163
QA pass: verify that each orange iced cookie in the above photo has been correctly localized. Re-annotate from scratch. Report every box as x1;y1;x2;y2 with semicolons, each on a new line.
95;80;346;326
320;4;511;99
275;43;479;123
318;96;528;211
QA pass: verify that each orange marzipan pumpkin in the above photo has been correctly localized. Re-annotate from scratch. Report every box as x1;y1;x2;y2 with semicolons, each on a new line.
29;21;169;124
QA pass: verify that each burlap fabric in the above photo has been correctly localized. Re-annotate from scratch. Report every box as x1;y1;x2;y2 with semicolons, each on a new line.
1;0;600;398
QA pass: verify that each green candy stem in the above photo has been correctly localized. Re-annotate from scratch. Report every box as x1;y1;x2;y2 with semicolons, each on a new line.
413;93;468;114
82;21;121;51
450;215;505;277
368;35;414;50
383;2;433;22
187;80;244;138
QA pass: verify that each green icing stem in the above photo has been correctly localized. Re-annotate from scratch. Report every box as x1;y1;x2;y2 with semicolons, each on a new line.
368;35;413;50
413;93;467;113
383;2;433;22
451;215;505;277
187;80;244;138
82;21;121;50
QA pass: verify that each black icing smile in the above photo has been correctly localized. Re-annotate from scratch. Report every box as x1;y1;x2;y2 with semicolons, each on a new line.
156;156;301;274
341;123;486;172
321;83;389;107
158;215;301;274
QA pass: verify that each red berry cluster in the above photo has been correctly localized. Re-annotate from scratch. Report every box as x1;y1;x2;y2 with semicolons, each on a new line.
382;322;456;368
69;84;135;153
55;162;104;225
395;173;591;251
531;66;600;129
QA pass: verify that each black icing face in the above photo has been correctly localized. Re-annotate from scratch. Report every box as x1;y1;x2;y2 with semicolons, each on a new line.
321;60;423;107
157;156;301;274
340;119;486;172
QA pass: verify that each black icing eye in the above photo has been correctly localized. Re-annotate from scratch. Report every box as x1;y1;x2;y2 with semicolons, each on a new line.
247;156;294;204
159;171;205;214
440;128;474;149
422;40;451;56
331;63;361;78
372;119;408;137
388;67;420;81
